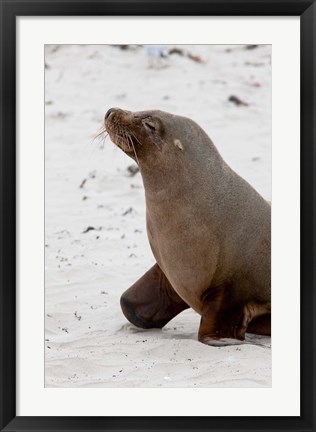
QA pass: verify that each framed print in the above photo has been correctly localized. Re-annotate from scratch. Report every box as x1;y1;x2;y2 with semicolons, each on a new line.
0;1;315;431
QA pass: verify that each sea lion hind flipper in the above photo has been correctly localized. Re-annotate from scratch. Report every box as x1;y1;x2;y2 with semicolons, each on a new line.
120;263;189;329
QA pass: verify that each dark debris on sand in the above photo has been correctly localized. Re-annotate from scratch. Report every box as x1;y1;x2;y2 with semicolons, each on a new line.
127;165;140;177
228;95;249;107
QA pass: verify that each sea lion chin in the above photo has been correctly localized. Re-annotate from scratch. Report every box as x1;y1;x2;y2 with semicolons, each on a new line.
105;107;271;346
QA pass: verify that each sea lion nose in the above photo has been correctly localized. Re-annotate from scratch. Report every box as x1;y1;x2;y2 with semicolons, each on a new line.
105;107;117;119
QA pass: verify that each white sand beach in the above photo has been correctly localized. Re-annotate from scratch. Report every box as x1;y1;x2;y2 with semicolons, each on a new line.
45;44;271;388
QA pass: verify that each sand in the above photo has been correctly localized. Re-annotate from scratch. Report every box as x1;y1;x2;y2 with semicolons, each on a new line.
45;44;271;388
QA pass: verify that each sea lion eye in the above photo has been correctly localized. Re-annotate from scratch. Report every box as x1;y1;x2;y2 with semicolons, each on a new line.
144;120;156;132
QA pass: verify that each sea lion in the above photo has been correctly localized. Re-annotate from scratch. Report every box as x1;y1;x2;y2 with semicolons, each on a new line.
104;107;271;346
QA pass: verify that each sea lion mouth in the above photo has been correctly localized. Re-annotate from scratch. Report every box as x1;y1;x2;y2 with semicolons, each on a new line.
104;108;142;158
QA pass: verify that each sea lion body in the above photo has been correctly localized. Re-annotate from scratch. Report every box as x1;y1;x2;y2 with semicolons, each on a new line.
105;108;271;345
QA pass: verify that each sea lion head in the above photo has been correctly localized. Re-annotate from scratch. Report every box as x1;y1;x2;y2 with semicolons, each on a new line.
104;107;214;166
104;108;165;161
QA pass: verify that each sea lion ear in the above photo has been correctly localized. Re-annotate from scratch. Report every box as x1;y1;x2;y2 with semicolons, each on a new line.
173;139;183;151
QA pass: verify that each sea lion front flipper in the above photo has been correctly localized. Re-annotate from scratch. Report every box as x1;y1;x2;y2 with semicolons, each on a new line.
246;313;271;336
120;263;190;329
198;285;246;346
198;286;271;346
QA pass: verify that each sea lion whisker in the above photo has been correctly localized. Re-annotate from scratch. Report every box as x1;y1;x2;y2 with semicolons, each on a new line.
97;132;109;150
124;132;139;164
129;131;143;147
129;135;140;166
109;125;131;149
122;130;131;147
92;127;110;151
94;127;108;140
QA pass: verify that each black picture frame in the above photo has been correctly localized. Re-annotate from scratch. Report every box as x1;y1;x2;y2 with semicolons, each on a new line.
0;1;315;431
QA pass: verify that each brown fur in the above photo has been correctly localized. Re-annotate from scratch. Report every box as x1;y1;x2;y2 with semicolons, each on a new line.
105;108;271;346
